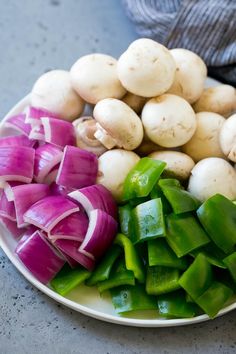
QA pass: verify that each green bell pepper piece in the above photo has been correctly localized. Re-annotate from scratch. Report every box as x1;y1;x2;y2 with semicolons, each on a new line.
148;238;188;270
97;269;135;293
166;213;210;258
197;194;236;254
51;264;91;296
114;233;145;283
86;245;121;286
118;204;133;238
159;184;200;214
191;244;227;269
111;284;157;313
146;266;181;295
129;196;150;207
122;157;166;201
179;253;213;300
158;178;182;189
157;290;198;318
223;252;236;282
150;184;172;214
196;281;233;318
132;198;165;244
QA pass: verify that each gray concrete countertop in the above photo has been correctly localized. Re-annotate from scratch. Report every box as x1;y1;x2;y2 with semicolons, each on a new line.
0;1;235;353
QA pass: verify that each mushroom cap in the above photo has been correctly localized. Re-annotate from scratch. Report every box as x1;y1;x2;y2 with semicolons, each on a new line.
93;98;143;150
97;149;140;201
31;70;84;121
122;92;147;114
117;38;176;97
70;54;126;104
188;157;236;202
149;150;195;180
219;114;236;162
193;85;236;117
73;116;107;156
168;48;207;104
182;112;225;162
141;94;196;147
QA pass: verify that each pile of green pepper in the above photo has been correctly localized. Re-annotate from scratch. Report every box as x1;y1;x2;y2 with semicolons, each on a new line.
51;158;236;319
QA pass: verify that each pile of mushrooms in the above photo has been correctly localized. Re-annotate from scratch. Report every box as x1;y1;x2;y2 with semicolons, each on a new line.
30;38;236;202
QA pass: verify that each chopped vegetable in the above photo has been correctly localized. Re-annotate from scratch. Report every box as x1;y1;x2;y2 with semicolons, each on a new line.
0;135;35;147
26;106;58;126
4;113;31;136
118;204;133;237
0;216;25;239
0;190;16;221
41;117;76;147
223;252;236;282
146;266;181;295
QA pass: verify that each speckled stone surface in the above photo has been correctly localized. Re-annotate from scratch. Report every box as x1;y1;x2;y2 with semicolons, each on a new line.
0;1;236;353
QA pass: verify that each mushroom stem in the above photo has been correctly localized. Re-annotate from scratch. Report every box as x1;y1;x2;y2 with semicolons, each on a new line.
94;123;117;149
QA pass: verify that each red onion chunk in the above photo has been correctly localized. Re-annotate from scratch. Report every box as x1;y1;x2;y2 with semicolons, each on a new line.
16;230;65;284
29;125;45;140
43;164;59;185
17;225;38;249
55;239;95;271
41;117;76;148
0;146;35;183
23;195;79;232
56;146;98;189
0;135;35;148
79;209;117;260
49;210;88;242
4;114;31;136
0;216;25;240
12;183;50;228
34;144;63;183
25;106;58;126
0;189;16;221
4;181;22;201
69;184;117;219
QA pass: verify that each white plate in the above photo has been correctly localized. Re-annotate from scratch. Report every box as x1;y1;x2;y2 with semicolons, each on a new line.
1;81;236;327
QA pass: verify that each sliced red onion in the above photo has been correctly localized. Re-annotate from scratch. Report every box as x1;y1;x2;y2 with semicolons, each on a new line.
56;146;98;189
43;164;59;185
0;216;26;240
29;125;45;140
23;195;79;232
17;225;38;249
0;135;35;148
12;183;50;228
0;146;35;183
25;106;58;126
16;230;65;284
4;113;31;136
0;189;16;221
50;182;72;196
54;239;95;271
4;181;22;201
41;117;76;148
34;143;63;183
79;209;117;260
49;211;88;242
69;184;117;219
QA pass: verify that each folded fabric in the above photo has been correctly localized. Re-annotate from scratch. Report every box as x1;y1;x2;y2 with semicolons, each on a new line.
122;0;236;85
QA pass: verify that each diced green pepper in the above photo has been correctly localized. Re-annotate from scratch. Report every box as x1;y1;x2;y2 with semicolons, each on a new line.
166;213;210;258
191;247;227;269
129;196;150;207
158;178;182;189
51;264;91;296
159;184;200;214
197;194;236;254
150;184;172;214
118;204;133;238
157;290;198;318
97;270;135;293
179;254;213;300
132;198;165;244
86;245;121;286
146;266;181;295
196;281;233;318
114;233;145;283
111;284;157;313
223;252;236;282
122;158;166;201
148;238;188;270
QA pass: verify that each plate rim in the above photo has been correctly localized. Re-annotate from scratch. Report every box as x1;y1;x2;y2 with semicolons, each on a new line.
1;89;236;327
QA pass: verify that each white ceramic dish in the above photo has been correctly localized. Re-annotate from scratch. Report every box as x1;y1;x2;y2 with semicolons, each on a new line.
1;80;236;327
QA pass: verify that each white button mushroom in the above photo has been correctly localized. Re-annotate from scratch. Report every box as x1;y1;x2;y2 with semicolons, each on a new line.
122;92;147;114
73;116;107;156
31;70;85;121
97;149;140;201
70;54;126;104
168;49;207;104
141;94;196;147
193;85;236;117
149;151;195;180
117;38;176;97
188;157;236;202
219;114;236;162
93;98;143;150
182;112;225;162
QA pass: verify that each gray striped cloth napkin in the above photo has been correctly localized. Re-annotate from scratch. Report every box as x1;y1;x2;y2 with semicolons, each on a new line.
122;0;236;86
